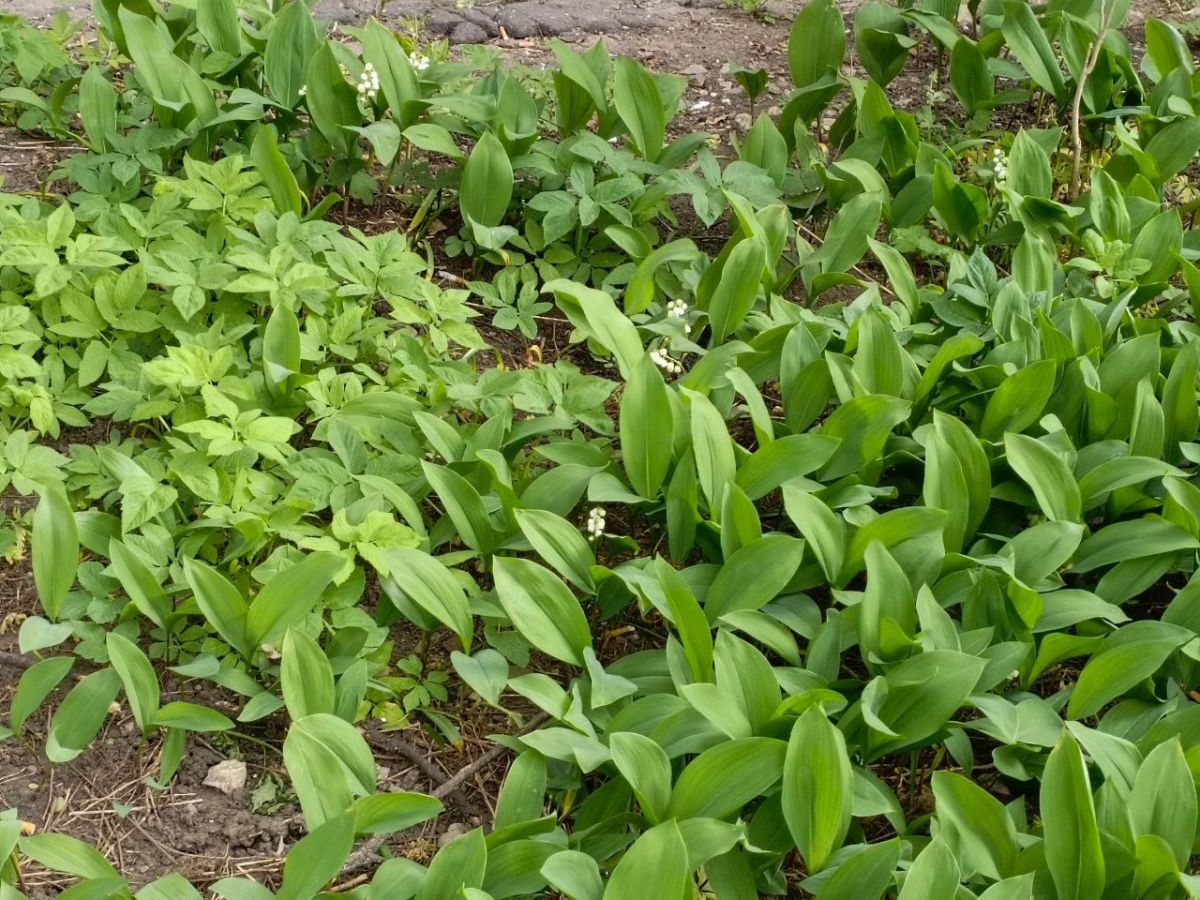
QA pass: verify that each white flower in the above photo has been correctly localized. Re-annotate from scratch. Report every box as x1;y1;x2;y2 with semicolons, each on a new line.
585;506;607;541
357;62;381;99
667;299;688;318
992;145;1008;184
298;84;307;97
410;52;430;72
650;342;685;376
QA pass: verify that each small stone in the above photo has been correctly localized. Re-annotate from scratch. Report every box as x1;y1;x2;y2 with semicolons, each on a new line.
681;63;708;86
439;821;470;847
450;21;489;44
203;760;248;796
734;112;752;132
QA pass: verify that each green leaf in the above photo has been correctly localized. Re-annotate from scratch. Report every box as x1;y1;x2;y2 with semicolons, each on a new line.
251;126;303;218
707;238;766;343
814;839;900;900
611;732;672;824
152;702;234;732
1001;0;1065;101
460;132;513;228
543;851;603;900
620;353;674;500
1041;732;1105;900
247;552;342;649
183;557;249;658
515;508;596;593
705;534;805;621
106;632;160;734
451;649;509;706
789;0;845;88
667;737;786;819
281;629;336;720
109;540;172;631
897;837;959;900
818;394;911;480
283;713;376;829
784;707;853;873
305;42;360;156
264;0;320;107
1004;433;1081;523
545;279;645;380
11;656;73;736
980;359;1057;441
276;813;355;900
613;56;666;162
352;792;443;836
362;18;423;129
422;462;498;557
1131;739;1196;868
79;66;118;153
32;482;78;621
602;822;688;900
931;771;1020;880
421;828;487;900
949;37;993;115
493;557;592;666
19;833;119;880
1068;630;1189;719
46;668;122;763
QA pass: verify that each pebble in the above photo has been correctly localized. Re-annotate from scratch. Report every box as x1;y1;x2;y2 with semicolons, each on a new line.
439;821;470;847
203;759;248;796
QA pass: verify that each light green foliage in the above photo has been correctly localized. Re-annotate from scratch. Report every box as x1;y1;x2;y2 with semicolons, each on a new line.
5;0;1200;898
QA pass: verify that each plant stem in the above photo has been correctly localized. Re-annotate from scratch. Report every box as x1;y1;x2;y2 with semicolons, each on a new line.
1070;0;1115;199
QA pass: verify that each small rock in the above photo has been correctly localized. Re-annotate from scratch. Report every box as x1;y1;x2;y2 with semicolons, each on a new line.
203;759;247;796
450;21;489;44
767;106;781;118
682;63;708;86
734;113;753;132
439;821;470;847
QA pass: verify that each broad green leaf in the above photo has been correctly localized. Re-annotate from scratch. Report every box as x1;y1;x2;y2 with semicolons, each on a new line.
106;632;160;734
784;707;853;873
611;732;672;824
421;828;487;900
276;813;355;900
378;547;473;651
789;0;845;88
493;557;592;666
460;132;513;228
1004;433;1081;522
602;822;688;900
281;629;336;720
931;771;1019;880
33;482;78;621
515;508;596;593
183;557;249;658
284;713;376;829
620;353;674;500
11;656;73;735
667;737;786;819
1041;733;1105;900
705;534;805;621
1131;739;1196;868
613;56;665;162
247;551;342;649
46;668;122;763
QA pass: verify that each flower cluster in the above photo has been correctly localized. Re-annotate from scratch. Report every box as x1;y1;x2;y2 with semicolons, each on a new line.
992;146;1008;184
650;340;684;375
585;507;606;541
298;84;307;98
358;62;380;101
666;299;691;334
410;52;431;72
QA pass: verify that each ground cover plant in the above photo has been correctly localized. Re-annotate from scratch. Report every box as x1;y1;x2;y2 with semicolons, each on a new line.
3;0;1200;896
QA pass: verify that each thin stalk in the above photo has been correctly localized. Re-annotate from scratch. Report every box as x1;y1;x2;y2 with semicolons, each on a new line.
1070;0;1116;199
